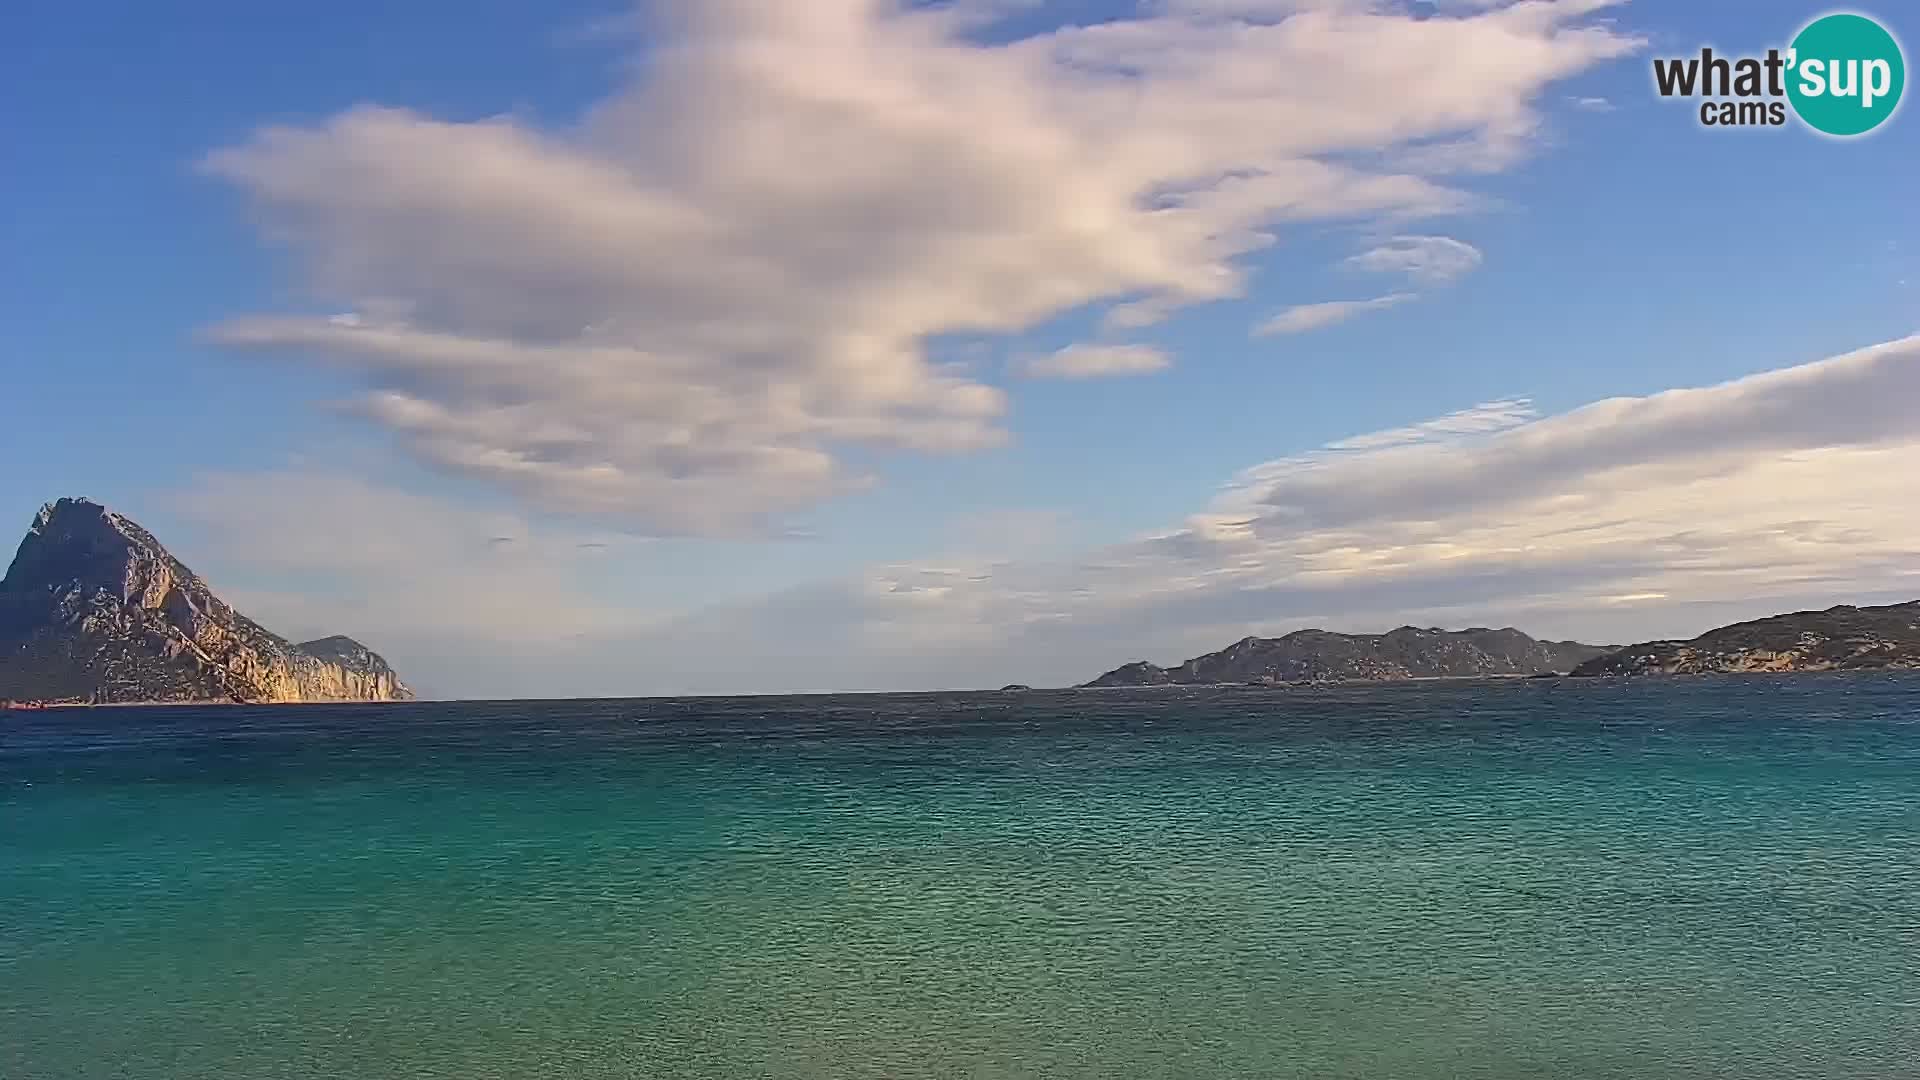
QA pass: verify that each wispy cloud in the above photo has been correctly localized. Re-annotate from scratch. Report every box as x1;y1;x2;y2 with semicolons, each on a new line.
1323;398;1537;451
1255;233;1482;337
1019;344;1171;378
1344;235;1484;285
1254;293;1415;335
1570;95;1616;111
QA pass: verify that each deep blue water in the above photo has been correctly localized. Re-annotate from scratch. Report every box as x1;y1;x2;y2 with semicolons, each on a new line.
4;675;1920;1078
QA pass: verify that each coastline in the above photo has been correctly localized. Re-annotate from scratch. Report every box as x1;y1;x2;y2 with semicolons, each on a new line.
15;666;1920;712
3;690;416;711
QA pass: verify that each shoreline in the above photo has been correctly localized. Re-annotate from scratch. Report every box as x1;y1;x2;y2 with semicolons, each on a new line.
9;697;420;710
11;666;1920;712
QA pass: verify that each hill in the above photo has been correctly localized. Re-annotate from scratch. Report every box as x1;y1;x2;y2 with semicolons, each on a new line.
1570;601;1920;676
1084;626;1612;687
0;498;413;704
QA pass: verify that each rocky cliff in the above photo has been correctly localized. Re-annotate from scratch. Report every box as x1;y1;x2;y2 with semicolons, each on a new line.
1570;601;1920;677
1084;626;1612;687
0;498;414;704
292;634;410;700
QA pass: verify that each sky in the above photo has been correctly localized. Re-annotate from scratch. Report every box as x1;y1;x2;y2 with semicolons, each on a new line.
4;0;1918;698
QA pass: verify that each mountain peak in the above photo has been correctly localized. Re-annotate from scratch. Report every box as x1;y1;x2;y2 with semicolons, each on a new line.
38;495;106;521
33;497;146;541
298;634;372;654
1;500;412;704
5;497;194;614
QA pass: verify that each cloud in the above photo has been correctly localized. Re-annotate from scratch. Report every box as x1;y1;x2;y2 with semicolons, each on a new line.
598;335;1920;692
202;0;1641;533
156;336;1920;694
1255;233;1481;336
1323;397;1537;450
1570;95;1615;111
1254;293;1414;334
1019;343;1171;378
1344;234;1484;284
1233;334;1920;531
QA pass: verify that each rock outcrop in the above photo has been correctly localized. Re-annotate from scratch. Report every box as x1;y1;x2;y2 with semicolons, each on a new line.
0;498;414;704
292;634;411;701
1084;626;1612;687
1570;601;1920;677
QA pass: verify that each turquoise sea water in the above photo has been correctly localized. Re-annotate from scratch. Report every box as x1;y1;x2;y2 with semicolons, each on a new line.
4;675;1920;1079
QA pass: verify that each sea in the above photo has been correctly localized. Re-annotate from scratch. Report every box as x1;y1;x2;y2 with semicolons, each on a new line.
4;674;1919;1079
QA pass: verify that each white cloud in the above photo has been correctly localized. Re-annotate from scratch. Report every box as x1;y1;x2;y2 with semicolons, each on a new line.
1254;293;1414;334
1020;343;1171;378
159;336;1920;694
600;335;1920;692
1570;95;1615;111
202;0;1641;533
1344;234;1484;284
1320;397;1536;450
1231;335;1920;531
1254;232;1481;337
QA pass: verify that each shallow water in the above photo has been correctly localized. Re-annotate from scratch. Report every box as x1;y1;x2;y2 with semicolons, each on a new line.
5;675;1919;1078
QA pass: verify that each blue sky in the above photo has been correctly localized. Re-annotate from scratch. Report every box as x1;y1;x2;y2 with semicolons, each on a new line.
5;1;1917;696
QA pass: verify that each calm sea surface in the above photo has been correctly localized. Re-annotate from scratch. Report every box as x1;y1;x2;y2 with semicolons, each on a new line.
4;675;1919;1079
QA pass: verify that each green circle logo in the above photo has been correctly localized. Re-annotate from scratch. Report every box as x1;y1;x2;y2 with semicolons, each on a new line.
1786;13;1905;136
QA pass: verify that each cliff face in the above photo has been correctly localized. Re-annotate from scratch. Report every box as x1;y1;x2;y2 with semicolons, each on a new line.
1085;626;1612;687
0;499;414;704
1571;601;1920;677
293;635;411;701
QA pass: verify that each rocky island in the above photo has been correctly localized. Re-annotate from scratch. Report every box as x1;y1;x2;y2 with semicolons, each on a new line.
1084;626;1613;687
0;498;413;705
1569;601;1920;676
